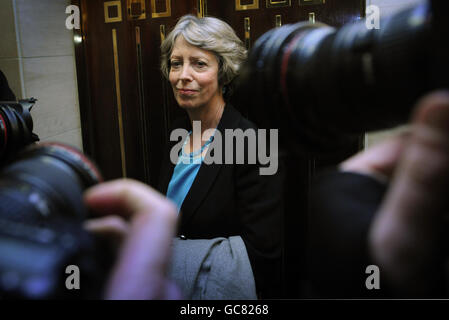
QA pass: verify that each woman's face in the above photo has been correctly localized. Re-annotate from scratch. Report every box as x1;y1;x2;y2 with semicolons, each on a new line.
169;36;222;110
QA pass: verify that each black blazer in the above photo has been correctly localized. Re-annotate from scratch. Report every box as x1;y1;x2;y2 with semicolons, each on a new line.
158;105;284;298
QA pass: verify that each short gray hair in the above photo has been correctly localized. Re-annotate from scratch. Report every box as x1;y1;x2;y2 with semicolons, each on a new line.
160;15;247;87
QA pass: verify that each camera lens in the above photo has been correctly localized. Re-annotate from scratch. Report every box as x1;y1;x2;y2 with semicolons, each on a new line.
0;142;106;299
234;2;435;152
0;111;7;156
0;142;102;224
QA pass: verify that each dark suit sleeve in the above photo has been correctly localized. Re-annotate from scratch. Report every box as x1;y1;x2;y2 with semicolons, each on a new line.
234;145;284;298
307;170;388;298
308;170;449;298
0;70;16;101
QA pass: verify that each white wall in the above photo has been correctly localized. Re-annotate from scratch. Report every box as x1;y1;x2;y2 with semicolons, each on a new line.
364;0;425;148
0;0;82;150
0;0;22;99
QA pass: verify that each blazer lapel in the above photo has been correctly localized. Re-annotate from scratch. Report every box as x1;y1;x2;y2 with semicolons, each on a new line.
157;141;177;194
179;104;241;226
157;116;190;194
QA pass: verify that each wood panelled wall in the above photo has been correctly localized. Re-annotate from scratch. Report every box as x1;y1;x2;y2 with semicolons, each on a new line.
73;0;365;298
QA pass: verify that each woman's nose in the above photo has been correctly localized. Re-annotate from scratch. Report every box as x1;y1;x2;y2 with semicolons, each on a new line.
179;65;193;81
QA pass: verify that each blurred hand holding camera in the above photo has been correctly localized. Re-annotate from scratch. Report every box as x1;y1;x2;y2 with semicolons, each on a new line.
341;91;449;296
84;179;180;300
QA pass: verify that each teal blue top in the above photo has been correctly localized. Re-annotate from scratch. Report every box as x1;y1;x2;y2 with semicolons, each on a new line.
166;131;214;213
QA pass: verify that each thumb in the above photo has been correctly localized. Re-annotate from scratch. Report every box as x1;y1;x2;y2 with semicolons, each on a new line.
369;91;449;296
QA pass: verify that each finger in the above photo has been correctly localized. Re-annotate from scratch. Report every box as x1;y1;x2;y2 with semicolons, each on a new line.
89;180;178;299
84;216;130;258
84;179;176;219
386;91;449;222
162;281;183;300
340;132;409;182
104;211;177;299
370;90;449;295
84;216;130;240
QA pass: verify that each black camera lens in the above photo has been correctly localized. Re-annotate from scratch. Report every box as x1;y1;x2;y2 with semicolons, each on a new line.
0;142;108;299
0;111;7;155
233;1;445;152
1;142;103;220
0;100;39;161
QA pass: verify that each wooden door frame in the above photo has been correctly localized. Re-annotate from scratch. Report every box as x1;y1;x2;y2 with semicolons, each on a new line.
72;0;366;160
72;0;96;159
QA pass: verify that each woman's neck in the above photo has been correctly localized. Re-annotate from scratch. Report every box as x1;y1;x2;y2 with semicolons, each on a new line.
186;96;225;133
185;95;225;153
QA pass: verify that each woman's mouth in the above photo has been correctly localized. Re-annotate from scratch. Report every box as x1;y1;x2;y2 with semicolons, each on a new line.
178;89;198;95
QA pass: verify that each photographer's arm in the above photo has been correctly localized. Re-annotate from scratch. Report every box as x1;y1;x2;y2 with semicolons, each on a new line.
84;179;180;300
341;91;449;296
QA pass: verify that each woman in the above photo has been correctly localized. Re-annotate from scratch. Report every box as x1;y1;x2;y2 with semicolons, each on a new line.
158;15;283;298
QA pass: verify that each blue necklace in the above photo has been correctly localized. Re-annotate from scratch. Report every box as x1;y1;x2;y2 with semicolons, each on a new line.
181;130;215;158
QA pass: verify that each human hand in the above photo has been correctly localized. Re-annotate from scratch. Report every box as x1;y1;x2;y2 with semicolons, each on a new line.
342;91;449;296
339;132;408;183
84;179;180;300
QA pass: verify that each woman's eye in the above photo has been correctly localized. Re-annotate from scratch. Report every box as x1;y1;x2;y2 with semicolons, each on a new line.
170;61;181;68
196;61;207;68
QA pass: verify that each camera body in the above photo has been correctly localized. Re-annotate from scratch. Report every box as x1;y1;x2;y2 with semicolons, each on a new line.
0;100;112;299
233;0;448;153
0;99;39;163
0;144;112;299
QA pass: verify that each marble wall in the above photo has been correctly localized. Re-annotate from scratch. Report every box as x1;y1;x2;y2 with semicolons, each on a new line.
0;0;22;99
0;0;82;150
